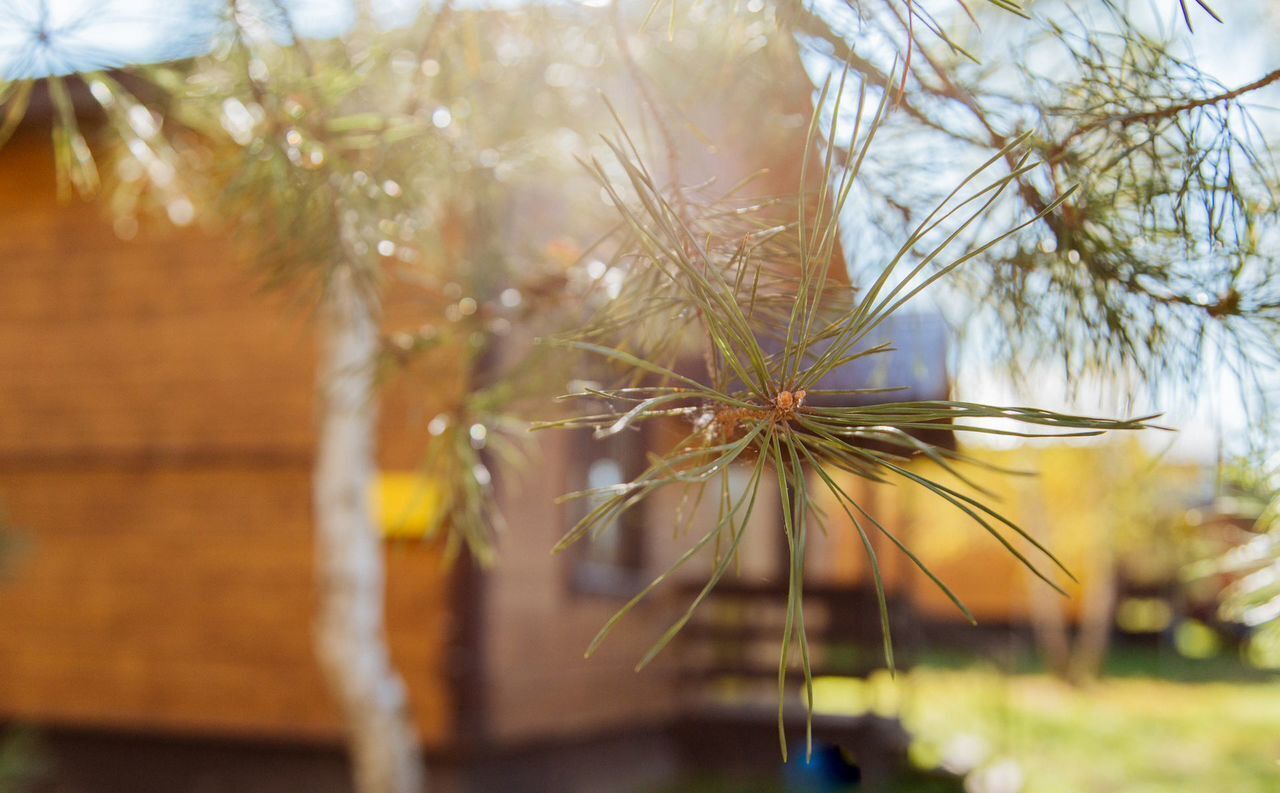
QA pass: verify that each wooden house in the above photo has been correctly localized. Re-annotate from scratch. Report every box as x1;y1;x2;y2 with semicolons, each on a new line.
0;58;1006;793
0;118;714;791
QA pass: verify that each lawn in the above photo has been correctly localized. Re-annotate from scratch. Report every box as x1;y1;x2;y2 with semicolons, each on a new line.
807;663;1280;793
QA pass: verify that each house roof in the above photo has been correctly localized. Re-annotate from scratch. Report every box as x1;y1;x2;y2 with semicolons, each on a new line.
758;309;956;452
733;309;949;409
793;310;950;408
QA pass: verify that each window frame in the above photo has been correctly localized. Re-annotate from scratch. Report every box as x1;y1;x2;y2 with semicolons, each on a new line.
562;423;649;599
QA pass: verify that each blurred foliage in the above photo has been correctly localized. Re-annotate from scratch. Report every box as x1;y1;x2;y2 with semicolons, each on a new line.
0;498;40;793
0;730;45;793
787;0;1280;397
0;514;15;580
1191;459;1280;667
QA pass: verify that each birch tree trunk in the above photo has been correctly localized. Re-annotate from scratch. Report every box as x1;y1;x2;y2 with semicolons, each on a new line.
1069;453;1121;684
314;266;426;793
1021;470;1117;685
1020;480;1072;681
1069;537;1117;684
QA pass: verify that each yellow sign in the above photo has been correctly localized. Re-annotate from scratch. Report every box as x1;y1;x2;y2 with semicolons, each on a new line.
375;472;445;539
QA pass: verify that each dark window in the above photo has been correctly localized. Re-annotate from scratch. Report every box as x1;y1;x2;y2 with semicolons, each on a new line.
565;425;648;597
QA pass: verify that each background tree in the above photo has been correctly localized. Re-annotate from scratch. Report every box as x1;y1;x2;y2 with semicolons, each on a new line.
784;0;1278;397
1196;457;1280;667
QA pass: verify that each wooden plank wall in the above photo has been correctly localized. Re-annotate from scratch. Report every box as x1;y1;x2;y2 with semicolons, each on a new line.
483;429;687;745
0;131;454;746
478;46;854;743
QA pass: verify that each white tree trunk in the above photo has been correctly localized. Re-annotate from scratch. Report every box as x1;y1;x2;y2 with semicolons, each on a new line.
314;267;426;793
1020;479;1072;680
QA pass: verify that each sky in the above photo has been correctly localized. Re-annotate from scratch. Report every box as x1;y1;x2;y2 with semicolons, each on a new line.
0;0;438;79
0;0;211;79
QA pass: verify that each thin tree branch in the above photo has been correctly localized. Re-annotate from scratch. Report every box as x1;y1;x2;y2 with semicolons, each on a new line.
1060;68;1280;149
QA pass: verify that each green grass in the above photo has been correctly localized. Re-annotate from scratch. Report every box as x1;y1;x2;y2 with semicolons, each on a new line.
908;640;1278;685
822;664;1280;793
662;656;1280;793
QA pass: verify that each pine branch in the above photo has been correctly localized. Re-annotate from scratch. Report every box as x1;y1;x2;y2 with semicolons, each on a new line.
547;77;1152;755
1059;67;1280;151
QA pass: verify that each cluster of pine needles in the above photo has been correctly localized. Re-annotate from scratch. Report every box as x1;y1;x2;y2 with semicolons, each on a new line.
536;70;1154;756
